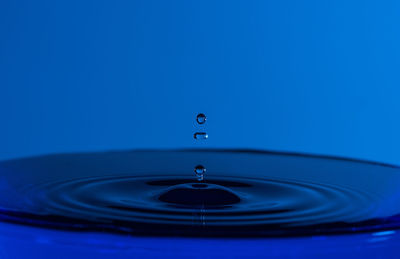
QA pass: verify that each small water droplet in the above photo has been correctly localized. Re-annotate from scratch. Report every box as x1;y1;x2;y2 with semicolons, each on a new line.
194;132;208;140
194;165;206;181
196;113;207;124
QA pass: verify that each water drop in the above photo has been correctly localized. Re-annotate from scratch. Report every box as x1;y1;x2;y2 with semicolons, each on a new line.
194;132;208;140
194;165;206;181
196;113;207;124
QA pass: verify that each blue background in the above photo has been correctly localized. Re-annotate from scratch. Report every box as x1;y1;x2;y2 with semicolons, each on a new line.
1;2;400;258
1;0;400;165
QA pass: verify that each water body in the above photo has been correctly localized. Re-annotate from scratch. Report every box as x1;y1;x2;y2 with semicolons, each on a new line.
0;149;400;237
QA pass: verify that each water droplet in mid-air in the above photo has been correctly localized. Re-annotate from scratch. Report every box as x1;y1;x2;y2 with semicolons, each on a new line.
194;165;206;181
194;114;207;181
194;132;208;140
196;113;207;124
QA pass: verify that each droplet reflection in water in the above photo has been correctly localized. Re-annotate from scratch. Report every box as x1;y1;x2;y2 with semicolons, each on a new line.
0;149;399;237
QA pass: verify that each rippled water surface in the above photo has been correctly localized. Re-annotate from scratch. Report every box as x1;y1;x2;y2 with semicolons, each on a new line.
1;149;400;237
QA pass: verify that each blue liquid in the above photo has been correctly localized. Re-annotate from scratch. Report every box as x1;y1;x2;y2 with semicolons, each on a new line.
1;221;400;258
1;149;400;237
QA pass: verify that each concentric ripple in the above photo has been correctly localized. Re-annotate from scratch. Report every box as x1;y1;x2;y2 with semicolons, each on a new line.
1;149;400;236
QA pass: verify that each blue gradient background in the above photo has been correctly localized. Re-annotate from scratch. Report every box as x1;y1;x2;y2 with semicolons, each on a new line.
1;0;400;165
1;1;400;258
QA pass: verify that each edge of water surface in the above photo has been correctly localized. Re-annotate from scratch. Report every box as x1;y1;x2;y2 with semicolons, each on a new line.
1;148;398;169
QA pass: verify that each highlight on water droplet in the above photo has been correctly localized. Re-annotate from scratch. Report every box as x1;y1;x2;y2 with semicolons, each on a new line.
194;132;208;140
196;113;207;124
194;165;206;181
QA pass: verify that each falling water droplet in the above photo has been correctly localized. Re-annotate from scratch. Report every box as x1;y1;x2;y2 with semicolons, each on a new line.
194;132;208;140
194;114;207;181
194;165;206;181
196;113;207;124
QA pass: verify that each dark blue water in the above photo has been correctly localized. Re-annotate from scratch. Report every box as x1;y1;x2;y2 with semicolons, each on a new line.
1;149;400;237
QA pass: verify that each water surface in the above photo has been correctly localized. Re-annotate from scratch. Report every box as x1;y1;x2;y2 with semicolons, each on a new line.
1;149;400;236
